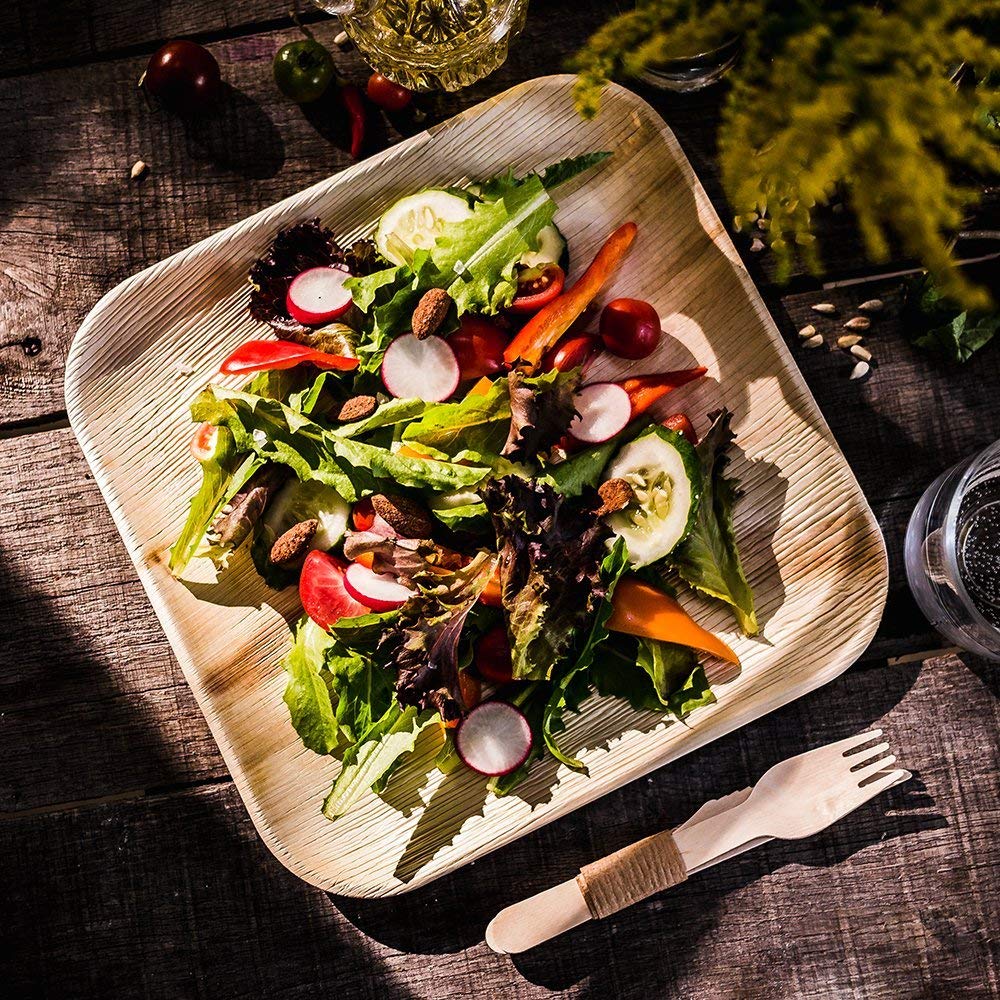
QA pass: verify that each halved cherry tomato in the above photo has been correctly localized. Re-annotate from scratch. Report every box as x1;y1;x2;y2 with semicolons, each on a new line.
662;413;698;445
541;333;602;373
299;551;369;630
352;497;376;532
509;263;565;314
189;421;219;463
220;339;358;376
475;625;513;683
447;316;509;381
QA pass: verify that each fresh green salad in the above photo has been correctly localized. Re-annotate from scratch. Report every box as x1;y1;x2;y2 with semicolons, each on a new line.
170;153;758;819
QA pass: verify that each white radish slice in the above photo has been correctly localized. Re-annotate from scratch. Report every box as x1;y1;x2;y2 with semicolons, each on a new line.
343;562;414;612
286;265;353;325
381;334;460;402
456;702;533;777
569;382;632;444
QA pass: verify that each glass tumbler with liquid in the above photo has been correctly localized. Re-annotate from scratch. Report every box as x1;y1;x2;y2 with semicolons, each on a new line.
312;0;529;91
905;439;1000;659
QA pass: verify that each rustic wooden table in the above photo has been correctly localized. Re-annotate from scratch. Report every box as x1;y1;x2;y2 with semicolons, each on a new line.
1;3;998;997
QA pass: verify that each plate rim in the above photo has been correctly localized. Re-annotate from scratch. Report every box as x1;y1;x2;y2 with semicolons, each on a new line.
65;74;888;897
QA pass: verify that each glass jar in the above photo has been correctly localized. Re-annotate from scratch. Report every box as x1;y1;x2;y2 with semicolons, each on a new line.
905;440;1000;660
313;0;529;91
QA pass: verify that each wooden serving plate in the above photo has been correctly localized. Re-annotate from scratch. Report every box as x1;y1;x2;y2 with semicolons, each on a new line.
65;76;887;897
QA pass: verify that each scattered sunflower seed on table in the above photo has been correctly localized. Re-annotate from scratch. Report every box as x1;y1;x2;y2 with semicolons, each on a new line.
837;334;864;349
798;324;817;339
844;316;871;331
851;345;873;362
859;299;884;314
811;303;837;315
850;361;871;380
802;333;825;349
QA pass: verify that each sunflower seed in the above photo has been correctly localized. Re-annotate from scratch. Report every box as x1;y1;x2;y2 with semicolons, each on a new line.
798;324;817;339
859;298;884;314
130;159;148;180
811;303;837;315
850;345;873;362
802;333;825;349
837;334;864;349
333;30;351;48
749;238;765;253
843;316;871;331
849;361;870;380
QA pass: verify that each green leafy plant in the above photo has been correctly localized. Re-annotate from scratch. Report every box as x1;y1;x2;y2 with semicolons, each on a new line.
572;0;1000;307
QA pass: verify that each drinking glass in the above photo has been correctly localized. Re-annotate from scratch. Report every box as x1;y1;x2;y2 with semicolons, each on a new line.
905;440;1000;659
313;0;529;91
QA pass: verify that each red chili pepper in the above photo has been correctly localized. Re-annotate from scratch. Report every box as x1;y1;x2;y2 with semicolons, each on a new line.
619;367;707;418
338;84;366;159
219;339;359;376
661;412;698;445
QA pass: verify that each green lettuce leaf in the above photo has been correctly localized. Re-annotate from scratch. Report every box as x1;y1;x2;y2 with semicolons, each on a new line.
541;538;630;771
327;645;394;745
329;610;400;648
281;618;341;755
544;419;651;497
191;384;488;501
670;409;758;636
322;705;439;819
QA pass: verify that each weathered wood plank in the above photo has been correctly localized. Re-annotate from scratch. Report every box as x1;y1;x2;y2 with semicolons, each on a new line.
0;424;961;813
1;651;996;999
0;427;225;812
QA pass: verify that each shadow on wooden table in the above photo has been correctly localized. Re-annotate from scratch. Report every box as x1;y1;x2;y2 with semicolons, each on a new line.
332;653;935;993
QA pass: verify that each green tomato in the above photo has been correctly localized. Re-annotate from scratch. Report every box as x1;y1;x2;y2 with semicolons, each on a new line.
273;39;336;103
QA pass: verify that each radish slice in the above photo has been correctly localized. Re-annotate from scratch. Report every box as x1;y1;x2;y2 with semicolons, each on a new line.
569;382;632;443
286;265;353;325
382;334;460;401
456;702;533;777
343;562;415;612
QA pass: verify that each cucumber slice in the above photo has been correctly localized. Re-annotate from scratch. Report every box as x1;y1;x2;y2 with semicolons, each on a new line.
261;477;350;555
520;223;567;270
375;190;475;266
603;426;702;567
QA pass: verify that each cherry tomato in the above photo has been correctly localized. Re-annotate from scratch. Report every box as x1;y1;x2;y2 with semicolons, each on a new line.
189;422;219;463
599;298;662;360
299;551;369;630
447;316;509;381
661;413;698;445
352;497;376;532
273;38;336;103
509;264;565;314
142;40;221;115
475;626;513;683
541;333;601;373
366;73;413;112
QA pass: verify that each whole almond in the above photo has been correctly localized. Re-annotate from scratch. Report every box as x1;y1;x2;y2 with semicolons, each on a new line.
412;288;452;340
372;493;434;538
270;519;318;566
332;394;377;422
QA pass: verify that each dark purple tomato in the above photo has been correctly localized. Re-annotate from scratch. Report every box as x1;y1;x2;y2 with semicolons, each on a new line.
599;298;662;360
142;40;222;115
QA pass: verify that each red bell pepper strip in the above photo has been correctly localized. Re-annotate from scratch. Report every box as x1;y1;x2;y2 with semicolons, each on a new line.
504;222;638;372
219;340;359;376
619;367;707;418
338;84;366;159
607;576;739;664
661;412;698;445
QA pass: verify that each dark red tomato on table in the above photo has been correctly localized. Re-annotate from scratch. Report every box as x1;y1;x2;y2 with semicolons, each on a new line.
300;551;370;630
599;297;662;360
142;40;221;115
447;316;509;381
509;263;565;314
366;73;413;112
541;333;601;373
475;625;513;684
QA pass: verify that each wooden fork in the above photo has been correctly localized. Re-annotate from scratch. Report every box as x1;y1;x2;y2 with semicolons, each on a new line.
486;729;909;954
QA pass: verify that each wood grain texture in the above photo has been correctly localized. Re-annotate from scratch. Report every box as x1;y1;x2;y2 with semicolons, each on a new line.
2;651;996;999
63;76;886;896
